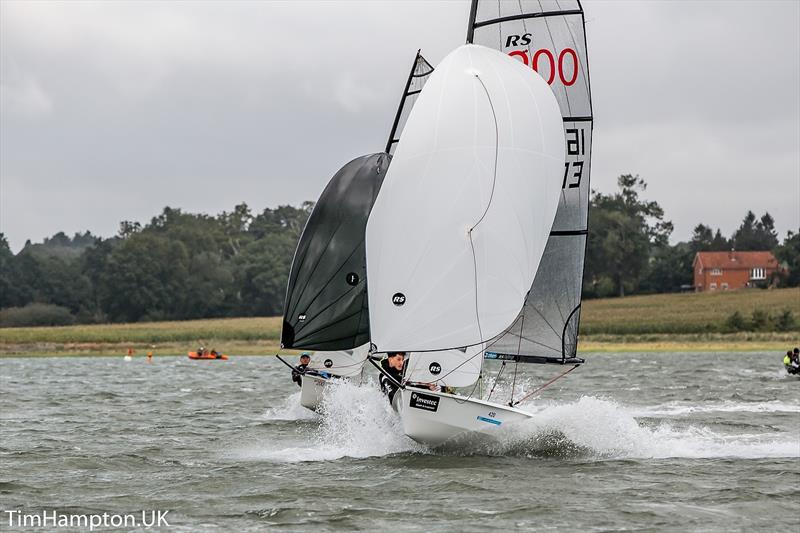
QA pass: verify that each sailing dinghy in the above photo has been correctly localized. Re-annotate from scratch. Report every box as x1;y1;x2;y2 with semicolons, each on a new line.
366;42;565;445
368;0;593;446
279;52;434;411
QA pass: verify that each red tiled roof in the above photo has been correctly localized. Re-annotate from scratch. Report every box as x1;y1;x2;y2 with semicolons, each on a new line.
694;251;778;269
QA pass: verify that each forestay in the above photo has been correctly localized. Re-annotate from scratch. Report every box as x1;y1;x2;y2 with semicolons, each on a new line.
366;44;564;353
467;0;594;360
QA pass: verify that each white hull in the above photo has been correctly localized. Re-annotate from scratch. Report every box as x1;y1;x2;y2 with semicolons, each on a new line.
398;387;532;447
299;374;329;411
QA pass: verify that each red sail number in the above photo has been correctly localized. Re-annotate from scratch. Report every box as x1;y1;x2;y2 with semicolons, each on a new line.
508;48;579;87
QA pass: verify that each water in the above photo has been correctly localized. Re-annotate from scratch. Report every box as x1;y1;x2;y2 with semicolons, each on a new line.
1;352;798;531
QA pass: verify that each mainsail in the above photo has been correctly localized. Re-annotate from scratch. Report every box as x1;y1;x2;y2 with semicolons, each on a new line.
467;0;594;361
366;44;565;354
281;51;434;351
385;51;435;155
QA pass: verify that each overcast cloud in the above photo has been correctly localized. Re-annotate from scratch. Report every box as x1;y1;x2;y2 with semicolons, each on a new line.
1;0;798;252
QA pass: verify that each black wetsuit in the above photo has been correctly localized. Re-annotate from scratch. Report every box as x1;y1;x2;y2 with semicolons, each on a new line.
379;359;403;403
292;363;308;387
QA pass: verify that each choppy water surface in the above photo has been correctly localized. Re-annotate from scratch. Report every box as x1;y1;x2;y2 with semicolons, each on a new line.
1;352;798;531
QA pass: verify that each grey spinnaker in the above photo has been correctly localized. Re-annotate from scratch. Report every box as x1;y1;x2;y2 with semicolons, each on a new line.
281;51;434;351
467;0;594;360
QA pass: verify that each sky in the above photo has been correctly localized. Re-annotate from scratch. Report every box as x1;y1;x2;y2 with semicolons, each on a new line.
1;0;798;253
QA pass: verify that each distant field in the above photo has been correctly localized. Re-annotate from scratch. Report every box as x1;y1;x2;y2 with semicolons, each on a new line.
580;287;799;335
0;288;797;355
0;317;284;356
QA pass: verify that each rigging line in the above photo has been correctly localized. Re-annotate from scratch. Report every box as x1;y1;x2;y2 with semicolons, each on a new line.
428;345;485;383
510;356;519;406
453;377;481;404
507;332;562;355
531;302;562;339
515;308;526;356
469;74;499;232
465;71;499;364
308;358;367;370
486;361;506;401
511;363;580;407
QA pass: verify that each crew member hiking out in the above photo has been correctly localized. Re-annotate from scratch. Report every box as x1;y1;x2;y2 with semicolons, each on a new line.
292;353;311;386
380;352;405;403
379;352;437;404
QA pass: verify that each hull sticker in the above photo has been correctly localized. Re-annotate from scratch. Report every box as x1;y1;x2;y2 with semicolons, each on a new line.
409;392;439;412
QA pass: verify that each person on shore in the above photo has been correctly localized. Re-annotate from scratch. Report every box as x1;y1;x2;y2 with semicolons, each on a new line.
292;353;311;386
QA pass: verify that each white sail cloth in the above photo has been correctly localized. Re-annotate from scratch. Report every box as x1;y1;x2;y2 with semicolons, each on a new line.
366;44;564;353
308;344;369;378
404;349;483;388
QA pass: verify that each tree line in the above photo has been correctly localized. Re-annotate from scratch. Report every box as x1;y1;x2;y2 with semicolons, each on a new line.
1;175;798;326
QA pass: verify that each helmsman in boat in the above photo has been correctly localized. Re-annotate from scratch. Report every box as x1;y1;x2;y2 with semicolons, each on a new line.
379;352;405;403
379;352;437;403
292;353;311;386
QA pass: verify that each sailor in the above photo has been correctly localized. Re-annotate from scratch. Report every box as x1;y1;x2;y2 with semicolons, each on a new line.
784;350;799;374
379;352;438;403
379;352;405;403
292;353;311;386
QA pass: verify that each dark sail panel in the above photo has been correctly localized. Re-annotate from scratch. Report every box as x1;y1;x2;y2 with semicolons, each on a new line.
281;153;389;350
468;0;593;360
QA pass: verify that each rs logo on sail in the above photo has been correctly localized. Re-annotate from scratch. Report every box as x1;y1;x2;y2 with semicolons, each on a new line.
505;33;532;47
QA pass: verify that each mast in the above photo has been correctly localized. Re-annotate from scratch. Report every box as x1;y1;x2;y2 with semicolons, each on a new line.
465;0;478;44
385;51;435;155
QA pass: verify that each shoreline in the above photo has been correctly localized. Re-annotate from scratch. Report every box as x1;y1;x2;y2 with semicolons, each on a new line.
0;337;793;357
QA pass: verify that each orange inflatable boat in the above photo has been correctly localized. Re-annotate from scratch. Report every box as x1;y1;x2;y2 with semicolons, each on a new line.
188;351;228;360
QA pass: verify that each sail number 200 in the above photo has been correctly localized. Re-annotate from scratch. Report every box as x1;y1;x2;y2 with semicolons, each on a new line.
508;48;579;86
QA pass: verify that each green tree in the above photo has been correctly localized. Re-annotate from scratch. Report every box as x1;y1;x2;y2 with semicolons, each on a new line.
732;211;779;251
775;230;800;287
98;233;190;322
585;175;672;297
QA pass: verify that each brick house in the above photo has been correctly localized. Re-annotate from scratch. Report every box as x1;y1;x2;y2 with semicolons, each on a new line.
693;250;779;292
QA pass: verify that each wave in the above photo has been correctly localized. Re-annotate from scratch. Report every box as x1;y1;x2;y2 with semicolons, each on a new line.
261;391;318;422
628;399;800;417
236;380;422;463
482;396;800;460
244;386;798;463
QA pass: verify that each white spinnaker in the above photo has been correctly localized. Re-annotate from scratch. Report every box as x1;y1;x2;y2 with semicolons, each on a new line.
366;44;564;353
405;349;482;388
